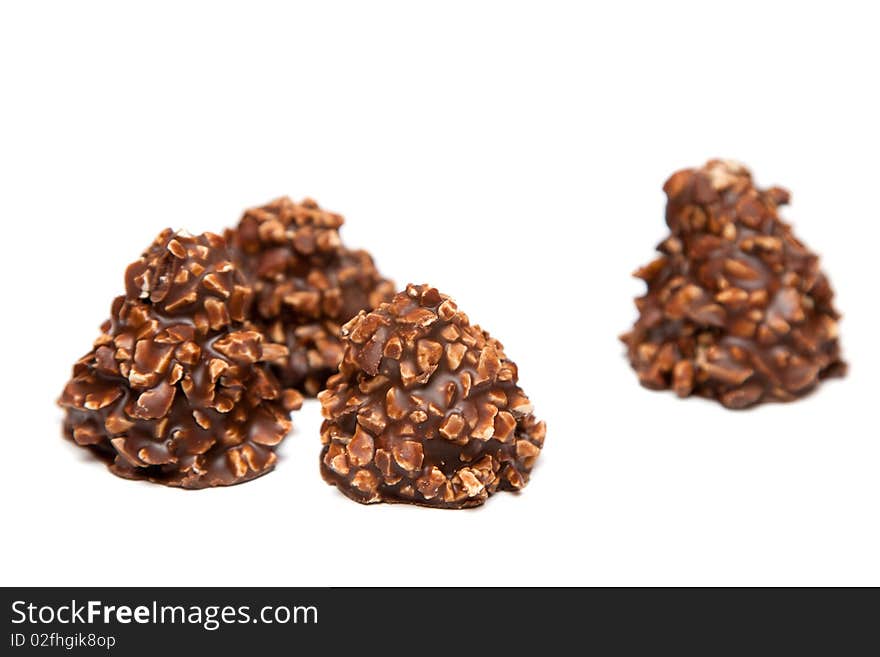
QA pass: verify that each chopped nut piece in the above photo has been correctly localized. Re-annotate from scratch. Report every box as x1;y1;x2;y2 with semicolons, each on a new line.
392;440;424;471
416;467;447;499
347;426;375;466
457;468;485;497
440;413;466;441
350;469;378;497
445;342;467;371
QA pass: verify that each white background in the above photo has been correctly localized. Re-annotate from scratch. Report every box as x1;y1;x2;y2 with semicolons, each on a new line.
1;1;878;586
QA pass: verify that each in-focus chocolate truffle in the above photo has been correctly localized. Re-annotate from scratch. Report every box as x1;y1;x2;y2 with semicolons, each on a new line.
58;229;303;488
318;284;545;508
226;197;395;396
621;160;845;409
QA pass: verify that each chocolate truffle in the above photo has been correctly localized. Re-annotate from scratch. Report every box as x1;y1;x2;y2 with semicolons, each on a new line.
621;160;845;409
318;284;545;508
58;229;303;488
227;197;395;396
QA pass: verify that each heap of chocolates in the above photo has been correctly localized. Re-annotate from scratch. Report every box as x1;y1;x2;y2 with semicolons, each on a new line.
58;230;302;488
59;196;544;502
60;160;843;502
622;160;845;408
318;284;546;508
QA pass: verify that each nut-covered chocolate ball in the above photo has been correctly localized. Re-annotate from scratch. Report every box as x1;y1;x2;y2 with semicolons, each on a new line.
621;160;845;409
58;229;303;488
319;284;546;508
227;197;395;396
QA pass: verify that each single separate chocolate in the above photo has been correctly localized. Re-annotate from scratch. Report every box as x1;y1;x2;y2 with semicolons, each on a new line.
621;160;845;409
319;284;545;508
226;197;395;396
58;229;303;488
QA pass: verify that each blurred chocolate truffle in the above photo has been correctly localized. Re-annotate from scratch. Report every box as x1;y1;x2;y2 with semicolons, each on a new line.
319;284;545;508
622;160;845;409
226;197;395;396
58;229;302;488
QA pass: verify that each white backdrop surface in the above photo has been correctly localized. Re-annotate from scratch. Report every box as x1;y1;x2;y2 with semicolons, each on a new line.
0;1;877;586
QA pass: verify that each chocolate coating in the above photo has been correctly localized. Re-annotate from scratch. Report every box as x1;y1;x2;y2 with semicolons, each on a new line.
319;284;546;508
227;197;395;396
58;229;303;488
621;160;845;409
